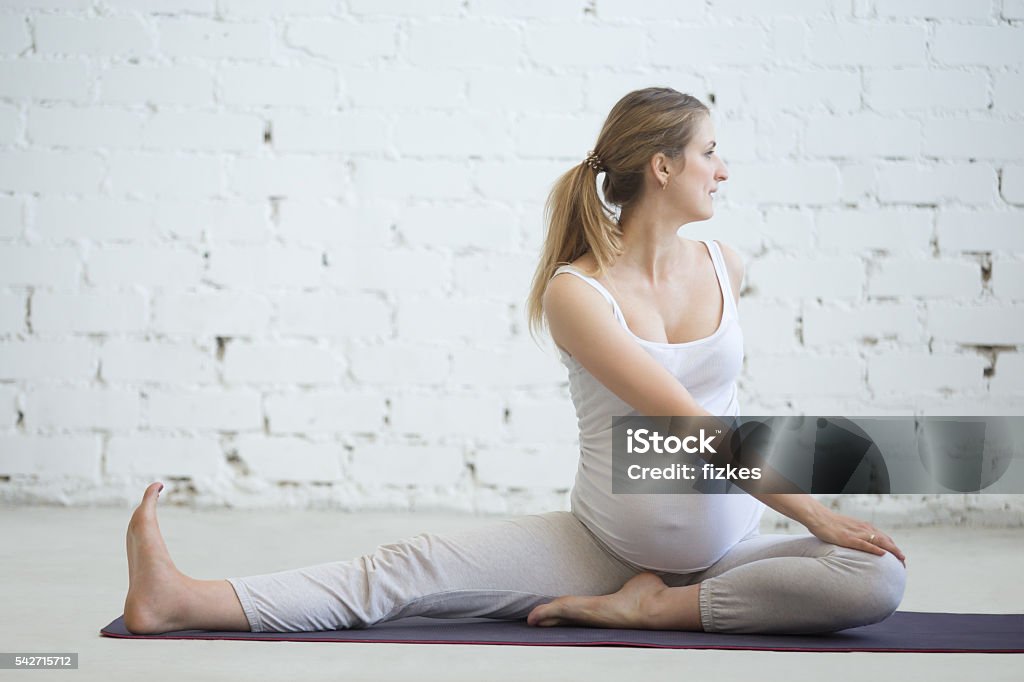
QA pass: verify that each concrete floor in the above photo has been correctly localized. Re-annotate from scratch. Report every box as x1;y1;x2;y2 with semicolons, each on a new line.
1;504;1022;682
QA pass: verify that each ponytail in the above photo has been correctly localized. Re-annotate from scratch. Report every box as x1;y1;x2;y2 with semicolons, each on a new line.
525;161;621;343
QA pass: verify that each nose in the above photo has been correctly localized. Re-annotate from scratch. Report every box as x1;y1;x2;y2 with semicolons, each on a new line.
716;158;729;182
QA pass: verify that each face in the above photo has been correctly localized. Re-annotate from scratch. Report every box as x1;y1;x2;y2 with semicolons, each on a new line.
660;116;729;223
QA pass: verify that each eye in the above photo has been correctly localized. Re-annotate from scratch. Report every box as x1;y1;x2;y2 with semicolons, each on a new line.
705;150;715;157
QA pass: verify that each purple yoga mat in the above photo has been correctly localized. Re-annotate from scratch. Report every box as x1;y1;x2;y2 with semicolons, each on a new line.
101;611;1024;653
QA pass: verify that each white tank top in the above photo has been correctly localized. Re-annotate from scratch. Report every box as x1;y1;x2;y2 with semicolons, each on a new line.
551;239;765;573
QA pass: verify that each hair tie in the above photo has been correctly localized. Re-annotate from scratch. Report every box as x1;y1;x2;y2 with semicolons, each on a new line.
583;150;604;173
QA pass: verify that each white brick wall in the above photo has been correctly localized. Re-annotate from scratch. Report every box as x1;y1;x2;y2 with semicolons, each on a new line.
0;2;1021;525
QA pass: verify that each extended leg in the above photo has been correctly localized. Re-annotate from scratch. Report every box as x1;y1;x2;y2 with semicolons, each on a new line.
125;482;640;634
224;510;640;632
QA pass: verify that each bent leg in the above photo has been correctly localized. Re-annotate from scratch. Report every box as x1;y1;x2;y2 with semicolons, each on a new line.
225;511;638;632
669;532;907;634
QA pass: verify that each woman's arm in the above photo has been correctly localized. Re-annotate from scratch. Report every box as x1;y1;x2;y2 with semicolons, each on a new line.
715;241;906;565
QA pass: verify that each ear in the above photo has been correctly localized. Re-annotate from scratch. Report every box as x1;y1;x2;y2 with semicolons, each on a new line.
648;152;671;184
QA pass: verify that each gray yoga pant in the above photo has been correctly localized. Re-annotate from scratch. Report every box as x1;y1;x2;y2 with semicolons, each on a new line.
225;510;906;635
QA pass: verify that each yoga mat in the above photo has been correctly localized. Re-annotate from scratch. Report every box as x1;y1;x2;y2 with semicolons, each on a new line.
101;611;1024;653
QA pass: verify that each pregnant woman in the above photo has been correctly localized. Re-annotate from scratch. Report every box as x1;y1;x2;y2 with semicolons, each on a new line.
123;87;906;636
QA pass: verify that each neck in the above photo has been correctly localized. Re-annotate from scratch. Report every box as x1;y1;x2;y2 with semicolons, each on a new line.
615;205;692;285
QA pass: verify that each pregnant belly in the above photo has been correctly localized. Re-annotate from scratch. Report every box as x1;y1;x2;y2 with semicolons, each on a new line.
573;489;764;573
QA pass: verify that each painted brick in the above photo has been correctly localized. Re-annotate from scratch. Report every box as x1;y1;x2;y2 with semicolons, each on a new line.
805;115;921;158
35;15;152;57
349;344;450;385
745;354;864;396
506;394;578;444
220;65;338;107
108;153;222;198
34;199;157;241
735;300;800;351
236;434;343;482
726;163;840;205
272;112;389;154
29;106;145;149
474;444;577;489
406;22;520;68
936;211;1024;253
923;121;1024;161
266;390;386;434
803;302;922;346
100;64;214;105
144;389;262;430
0;245;80;287
101;341;216;384
222;343;344;385
0;435;100;479
877;163;995;205
932;26;1024;65
0;294;26;334
878;0;992;17
0;151;103;193
0;196;21;238
23;387;139;430
395;203;518;251
351;442;464;487
868;354;986;393
807;23;927;66
277;200;392;248
152;293;273;335
0;384;17;428
866;69;989;112
275;292;392;338
993;71;1024;113
206;245;324;289
1004;165;1024;204
817;210;933;253
87;246;203;289
0;61;90;100
869;260;981;298
106;436;224;478
395;296;509;345
389;391;504;440
927;304;1024;345
991;353;1024;394
230;157;349;199
32;292;147;333
648;26;766;67
748;256;863;298
467;72;584;114
991;260;1024;299
0;341;96;380
347;69;466;109
158;18;273;59
286;19;398;63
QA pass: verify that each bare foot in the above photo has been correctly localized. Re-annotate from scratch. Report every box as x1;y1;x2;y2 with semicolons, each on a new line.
123;482;194;634
526;572;668;629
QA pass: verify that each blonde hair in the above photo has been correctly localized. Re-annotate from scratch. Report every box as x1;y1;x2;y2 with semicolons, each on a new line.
525;87;711;342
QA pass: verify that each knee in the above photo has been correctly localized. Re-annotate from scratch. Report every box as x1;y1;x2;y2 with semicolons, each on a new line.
846;549;906;626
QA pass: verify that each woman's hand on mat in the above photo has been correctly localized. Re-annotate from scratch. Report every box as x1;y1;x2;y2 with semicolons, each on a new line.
805;509;906;568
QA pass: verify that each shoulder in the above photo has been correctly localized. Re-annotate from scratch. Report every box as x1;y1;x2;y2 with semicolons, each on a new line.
711;240;744;303
543;263;607;322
